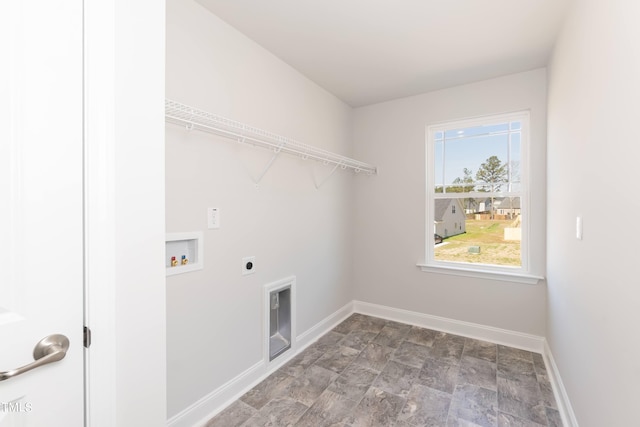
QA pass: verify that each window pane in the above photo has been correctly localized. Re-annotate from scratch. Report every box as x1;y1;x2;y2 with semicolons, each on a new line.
434;140;444;191
508;132;521;191
444;136;500;187
438;124;516;193
434;196;521;267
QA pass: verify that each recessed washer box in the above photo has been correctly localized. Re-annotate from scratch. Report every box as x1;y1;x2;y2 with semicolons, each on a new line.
166;231;203;276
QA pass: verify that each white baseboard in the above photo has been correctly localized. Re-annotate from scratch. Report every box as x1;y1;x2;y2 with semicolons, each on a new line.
297;301;354;349
166;301;354;427
543;340;579;427
353;300;545;353
166;359;264;427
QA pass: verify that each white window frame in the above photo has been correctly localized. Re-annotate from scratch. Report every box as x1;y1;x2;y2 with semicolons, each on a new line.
419;111;542;284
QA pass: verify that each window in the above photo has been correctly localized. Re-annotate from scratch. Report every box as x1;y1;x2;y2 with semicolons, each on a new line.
423;111;533;281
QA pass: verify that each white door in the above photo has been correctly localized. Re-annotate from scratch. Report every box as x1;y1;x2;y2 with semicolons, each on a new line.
0;0;85;425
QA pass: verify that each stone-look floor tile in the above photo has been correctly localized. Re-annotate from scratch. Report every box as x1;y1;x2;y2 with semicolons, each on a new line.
418;357;460;394
535;372;557;409
327;363;379;401
498;346;534;364
391;341;432;368
239;415;271;427
339;330;378;351
463;339;497;363
497;372;540;401
398;383;451;426
497;412;546;427
243;397;309;427
334;313;385;334
406;326;441;347
294;389;356;427
498;357;536;378
372;360;420;398
497;375;547;425
447;417;487;427
458;355;497;391
531;353;547;375
347;387;406;427
353;342;394;371
205;400;256;427
358;316;388;334
285;365;338;406
384;319;413;331
373;324;411;349
431;333;465;365
448;384;498;427
282;346;325;378
546;407;562;427
332;315;365;334
313;331;346;353
314;345;360;374
241;371;294;410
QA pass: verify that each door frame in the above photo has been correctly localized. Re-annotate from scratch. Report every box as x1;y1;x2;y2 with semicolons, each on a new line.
84;1;166;425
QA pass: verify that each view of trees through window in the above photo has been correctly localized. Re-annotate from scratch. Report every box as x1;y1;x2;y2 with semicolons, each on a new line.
429;114;526;268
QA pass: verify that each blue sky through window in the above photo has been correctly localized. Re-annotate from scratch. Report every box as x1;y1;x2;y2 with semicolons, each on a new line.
434;122;521;188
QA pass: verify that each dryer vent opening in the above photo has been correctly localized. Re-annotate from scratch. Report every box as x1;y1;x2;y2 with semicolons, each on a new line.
269;287;291;361
264;277;295;363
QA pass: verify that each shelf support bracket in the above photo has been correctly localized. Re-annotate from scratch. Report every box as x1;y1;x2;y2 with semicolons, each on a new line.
314;161;342;189
253;145;283;184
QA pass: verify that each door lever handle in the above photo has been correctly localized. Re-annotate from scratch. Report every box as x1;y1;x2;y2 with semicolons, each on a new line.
0;334;69;382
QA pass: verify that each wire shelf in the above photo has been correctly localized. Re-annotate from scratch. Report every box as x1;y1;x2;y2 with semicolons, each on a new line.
165;99;377;176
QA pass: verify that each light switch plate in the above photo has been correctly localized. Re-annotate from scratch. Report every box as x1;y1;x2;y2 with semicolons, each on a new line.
576;216;582;240
208;207;220;229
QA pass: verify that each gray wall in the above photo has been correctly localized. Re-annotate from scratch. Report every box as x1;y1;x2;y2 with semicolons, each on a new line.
166;0;356;418
352;69;548;336
547;0;640;425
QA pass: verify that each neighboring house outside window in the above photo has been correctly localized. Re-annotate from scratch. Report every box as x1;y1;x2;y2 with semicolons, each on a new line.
434;199;466;238
423;111;534;280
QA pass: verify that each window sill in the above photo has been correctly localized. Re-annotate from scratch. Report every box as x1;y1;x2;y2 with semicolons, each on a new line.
417;263;544;285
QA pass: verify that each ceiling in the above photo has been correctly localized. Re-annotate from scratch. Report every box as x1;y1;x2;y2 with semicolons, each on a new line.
195;0;571;107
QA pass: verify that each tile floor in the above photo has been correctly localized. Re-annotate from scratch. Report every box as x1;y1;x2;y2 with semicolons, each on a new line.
206;314;561;427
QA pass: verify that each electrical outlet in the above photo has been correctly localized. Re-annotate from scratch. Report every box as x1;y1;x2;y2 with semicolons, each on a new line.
242;256;255;275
